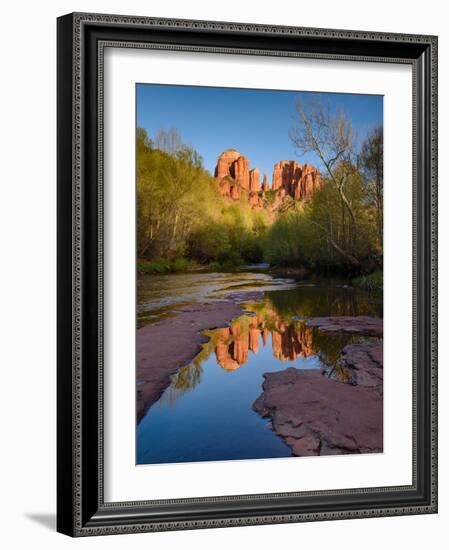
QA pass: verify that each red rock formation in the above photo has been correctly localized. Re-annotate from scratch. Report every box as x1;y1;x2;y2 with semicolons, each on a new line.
248;192;263;208
230;185;241;200
215;149;253;201
219;178;231;197
262;176;269;192
272;162;283;191
272;160;321;200
295;163;322;200
215;150;321;208
215;149;241;179
233;155;250;191
249;168;261;192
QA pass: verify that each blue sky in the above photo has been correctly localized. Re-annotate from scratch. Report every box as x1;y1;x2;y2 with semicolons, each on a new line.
136;84;383;180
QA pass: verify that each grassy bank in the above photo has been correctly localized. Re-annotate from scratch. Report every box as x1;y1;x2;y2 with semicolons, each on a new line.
206;260;244;273
137;258;246;275
137;258;199;275
352;271;383;292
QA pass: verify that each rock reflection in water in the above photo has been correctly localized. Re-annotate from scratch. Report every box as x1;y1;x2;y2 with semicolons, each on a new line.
160;303;362;408
214;316;316;371
138;279;382;464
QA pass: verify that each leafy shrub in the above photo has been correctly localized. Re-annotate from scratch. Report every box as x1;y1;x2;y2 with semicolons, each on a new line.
352;271;383;292
137;258;196;275
207;260;240;273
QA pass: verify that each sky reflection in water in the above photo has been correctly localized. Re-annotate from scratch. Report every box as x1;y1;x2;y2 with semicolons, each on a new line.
137;274;381;465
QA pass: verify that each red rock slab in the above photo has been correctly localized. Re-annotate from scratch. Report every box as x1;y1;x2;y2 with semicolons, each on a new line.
305;316;383;337
137;301;244;422
221;290;264;303
253;366;383;456
338;341;383;388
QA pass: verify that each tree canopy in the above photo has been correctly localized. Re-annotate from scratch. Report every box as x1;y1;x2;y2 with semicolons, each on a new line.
137;104;383;275
137;128;268;268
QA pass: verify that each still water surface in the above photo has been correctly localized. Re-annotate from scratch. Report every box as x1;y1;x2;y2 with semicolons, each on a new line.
137;271;382;465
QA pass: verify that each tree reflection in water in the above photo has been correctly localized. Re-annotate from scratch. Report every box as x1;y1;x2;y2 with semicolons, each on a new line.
159;363;204;407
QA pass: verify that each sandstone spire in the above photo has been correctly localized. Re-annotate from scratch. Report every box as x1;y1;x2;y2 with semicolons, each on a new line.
262;173;270;192
214;150;321;207
249;167;261;192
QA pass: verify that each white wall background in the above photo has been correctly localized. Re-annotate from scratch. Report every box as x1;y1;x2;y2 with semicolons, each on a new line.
0;0;445;548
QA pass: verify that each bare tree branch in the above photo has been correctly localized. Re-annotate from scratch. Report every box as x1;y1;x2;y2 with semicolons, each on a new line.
290;98;357;228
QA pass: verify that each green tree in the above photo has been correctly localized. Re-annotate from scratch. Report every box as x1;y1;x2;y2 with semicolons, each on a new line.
137;127;266;267
289;98;362;267
136;127;213;259
265;163;379;271
359;126;383;249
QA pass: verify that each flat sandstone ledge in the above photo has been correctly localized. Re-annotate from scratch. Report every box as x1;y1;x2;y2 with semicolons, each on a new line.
137;293;263;421
305;315;382;337
137;308;382;427
253;339;383;456
338;341;383;388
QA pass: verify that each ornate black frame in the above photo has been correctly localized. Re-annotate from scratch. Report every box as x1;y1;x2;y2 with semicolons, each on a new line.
57;12;438;537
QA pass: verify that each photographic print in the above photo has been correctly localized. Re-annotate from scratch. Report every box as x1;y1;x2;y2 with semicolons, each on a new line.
136;84;383;465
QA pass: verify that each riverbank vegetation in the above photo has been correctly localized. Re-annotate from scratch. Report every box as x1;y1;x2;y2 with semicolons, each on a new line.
137;99;383;278
137;127;268;270
352;271;383;292
265;99;383;273
137;258;198;275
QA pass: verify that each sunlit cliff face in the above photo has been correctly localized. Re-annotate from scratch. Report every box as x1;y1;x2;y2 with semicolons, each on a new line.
214;149;322;209
211;312;316;371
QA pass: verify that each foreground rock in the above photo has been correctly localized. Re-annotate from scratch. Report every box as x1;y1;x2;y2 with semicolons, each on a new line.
337;341;383;388
305;316;382;337
221;290;264;303
137;294;261;422
253;338;383;456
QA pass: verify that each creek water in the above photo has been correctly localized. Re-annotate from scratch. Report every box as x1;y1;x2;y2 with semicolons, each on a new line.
136;270;382;465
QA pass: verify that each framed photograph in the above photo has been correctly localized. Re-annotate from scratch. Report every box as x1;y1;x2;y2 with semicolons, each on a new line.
57;12;438;536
